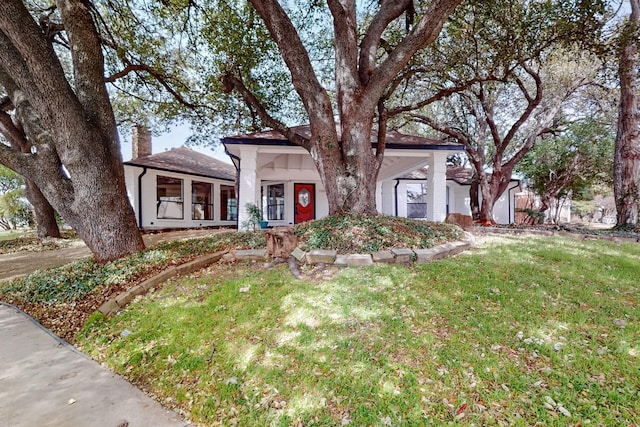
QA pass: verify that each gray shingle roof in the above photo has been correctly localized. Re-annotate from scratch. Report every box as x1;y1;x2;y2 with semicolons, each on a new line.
222;125;463;149
124;147;235;181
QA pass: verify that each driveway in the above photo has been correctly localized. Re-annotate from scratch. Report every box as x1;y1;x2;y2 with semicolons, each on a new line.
0;229;231;283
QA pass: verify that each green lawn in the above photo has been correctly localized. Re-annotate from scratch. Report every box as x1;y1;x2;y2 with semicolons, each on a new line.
77;235;640;426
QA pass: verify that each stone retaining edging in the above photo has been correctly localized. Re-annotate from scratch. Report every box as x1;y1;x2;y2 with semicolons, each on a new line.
226;232;476;267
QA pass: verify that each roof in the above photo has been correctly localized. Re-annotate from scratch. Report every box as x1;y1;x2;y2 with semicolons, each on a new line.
124;147;235;181
400;166;519;185
222;125;464;151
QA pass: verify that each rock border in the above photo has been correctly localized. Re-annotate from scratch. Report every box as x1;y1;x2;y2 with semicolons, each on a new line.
99;234;476;317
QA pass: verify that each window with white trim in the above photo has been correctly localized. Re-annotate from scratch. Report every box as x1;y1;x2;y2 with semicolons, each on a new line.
192;181;213;220
157;175;183;219
406;183;427;218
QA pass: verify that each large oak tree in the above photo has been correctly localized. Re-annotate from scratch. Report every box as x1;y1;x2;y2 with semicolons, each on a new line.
395;0;610;224
217;0;463;214
0;0;144;262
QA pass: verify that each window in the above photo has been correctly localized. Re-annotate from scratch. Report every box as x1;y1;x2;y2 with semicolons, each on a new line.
407;183;427;218
265;183;285;221
192;181;213;220
157;176;183;219
220;185;237;221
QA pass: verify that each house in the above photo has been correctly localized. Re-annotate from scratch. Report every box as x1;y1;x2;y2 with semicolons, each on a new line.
123;126;237;230
221;125;467;230
399;166;521;224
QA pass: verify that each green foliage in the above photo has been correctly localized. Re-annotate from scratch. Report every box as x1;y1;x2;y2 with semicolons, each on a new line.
518;118;615;204
0;166;32;230
0;165;23;193
294;213;462;252
241;203;263;231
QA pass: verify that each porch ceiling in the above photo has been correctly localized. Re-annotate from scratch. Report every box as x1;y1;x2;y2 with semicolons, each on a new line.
378;153;432;181
258;152;316;172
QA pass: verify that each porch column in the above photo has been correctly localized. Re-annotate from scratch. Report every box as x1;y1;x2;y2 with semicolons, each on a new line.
380;180;396;215
427;151;448;222
238;148;258;231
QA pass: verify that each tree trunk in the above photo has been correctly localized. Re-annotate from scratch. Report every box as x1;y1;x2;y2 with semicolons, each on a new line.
613;0;640;229
24;179;61;238
476;175;497;225
469;176;480;220
476;169;514;225
0;0;145;262
240;0;461;217
312;118;380;214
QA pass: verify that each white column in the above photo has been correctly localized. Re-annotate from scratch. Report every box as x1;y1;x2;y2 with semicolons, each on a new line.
380;180;396;215
427;151;448;222
397;181;408;218
238;149;258;231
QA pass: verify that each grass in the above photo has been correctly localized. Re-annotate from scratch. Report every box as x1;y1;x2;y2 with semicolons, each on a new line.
0;230;265;342
76;235;640;426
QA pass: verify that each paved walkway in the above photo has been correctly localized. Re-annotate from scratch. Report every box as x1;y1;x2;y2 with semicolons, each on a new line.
0;303;188;427
0;229;228;283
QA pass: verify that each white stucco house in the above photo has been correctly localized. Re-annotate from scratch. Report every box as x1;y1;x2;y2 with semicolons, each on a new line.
399;165;521;224
123;127;238;230
122;125;521;231
222;125;470;230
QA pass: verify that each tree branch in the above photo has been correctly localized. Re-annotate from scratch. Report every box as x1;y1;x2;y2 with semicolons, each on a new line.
248;0;333;125
328;0;359;97
365;0;463;102
220;72;311;150
56;0;117;140
501;63;543;150
358;0;412;85
387;76;501;117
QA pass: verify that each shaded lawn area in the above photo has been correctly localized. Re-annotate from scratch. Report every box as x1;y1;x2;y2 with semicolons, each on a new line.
77;235;639;426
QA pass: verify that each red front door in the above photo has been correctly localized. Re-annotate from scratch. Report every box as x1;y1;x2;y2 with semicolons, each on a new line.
294;183;315;224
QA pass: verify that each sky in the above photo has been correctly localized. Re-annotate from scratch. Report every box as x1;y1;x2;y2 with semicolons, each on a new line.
119;124;232;164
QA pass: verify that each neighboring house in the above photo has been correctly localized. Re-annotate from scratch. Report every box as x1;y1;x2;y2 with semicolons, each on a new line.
221;125;466;230
123;126;237;230
398;165;521;225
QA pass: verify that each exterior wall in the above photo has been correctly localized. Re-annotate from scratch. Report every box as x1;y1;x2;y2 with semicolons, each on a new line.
124;165;236;229
257;180;328;227
447;182;472;217
446;181;520;224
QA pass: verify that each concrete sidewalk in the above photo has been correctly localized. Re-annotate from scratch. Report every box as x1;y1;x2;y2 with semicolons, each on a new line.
0;303;189;427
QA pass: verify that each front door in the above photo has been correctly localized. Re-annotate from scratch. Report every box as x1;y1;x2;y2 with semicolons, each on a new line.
294;183;315;224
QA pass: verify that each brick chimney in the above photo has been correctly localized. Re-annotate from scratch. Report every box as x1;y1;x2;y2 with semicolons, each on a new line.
131;125;151;159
